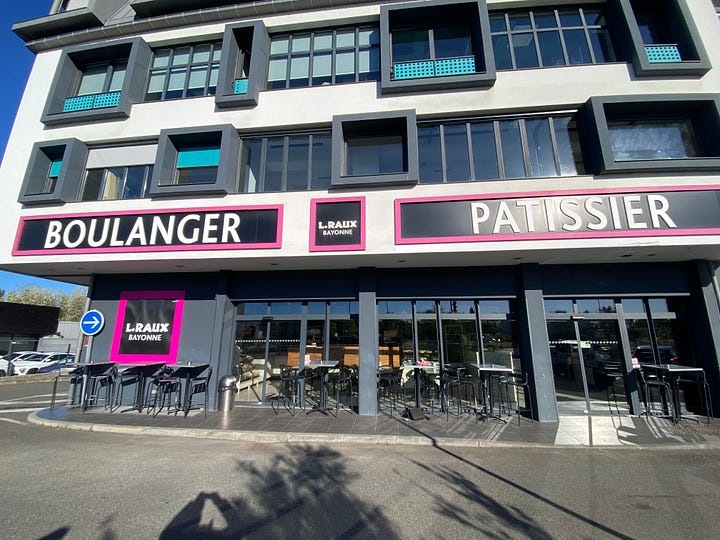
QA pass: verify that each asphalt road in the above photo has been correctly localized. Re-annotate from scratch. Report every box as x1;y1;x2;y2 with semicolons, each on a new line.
2;381;720;539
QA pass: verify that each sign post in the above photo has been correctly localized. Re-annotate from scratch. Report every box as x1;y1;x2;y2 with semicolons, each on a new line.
79;309;105;365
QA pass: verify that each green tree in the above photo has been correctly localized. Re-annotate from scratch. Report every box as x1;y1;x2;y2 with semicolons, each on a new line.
3;284;87;321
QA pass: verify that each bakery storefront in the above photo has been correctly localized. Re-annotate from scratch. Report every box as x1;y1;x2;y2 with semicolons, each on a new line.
12;186;720;420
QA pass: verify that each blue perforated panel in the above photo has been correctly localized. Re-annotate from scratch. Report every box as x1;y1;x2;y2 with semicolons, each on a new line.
394;61;435;80
62;95;94;112
233;78;249;94
435;56;476;76
93;91;121;108
645;45;682;63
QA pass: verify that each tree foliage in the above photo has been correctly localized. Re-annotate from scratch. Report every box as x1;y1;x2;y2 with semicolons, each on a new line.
3;284;87;321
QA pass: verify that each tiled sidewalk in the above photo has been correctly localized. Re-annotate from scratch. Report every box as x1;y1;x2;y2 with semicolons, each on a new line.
32;404;720;448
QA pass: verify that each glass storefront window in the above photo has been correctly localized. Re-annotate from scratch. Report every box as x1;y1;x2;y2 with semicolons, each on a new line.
544;299;573;314
576;298;616;313
236;302;268;316
415;300;436;314
379;319;414;367
378;300;412;315
621;298;646;314
439;300;475;314
270;302;303;315
330;301;359;315
478;300;511;314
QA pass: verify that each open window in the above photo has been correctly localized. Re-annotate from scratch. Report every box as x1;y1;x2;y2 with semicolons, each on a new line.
41;37;151;126
579;95;720;174
332;110;418;187
380;0;495;94
19;139;88;205
607;0;710;77
149;125;240;197
215;21;270;108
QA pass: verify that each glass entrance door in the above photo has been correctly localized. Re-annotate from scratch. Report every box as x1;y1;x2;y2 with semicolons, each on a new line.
233;319;302;404
548;319;627;415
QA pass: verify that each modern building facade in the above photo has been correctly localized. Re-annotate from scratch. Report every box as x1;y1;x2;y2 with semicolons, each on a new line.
2;0;720;419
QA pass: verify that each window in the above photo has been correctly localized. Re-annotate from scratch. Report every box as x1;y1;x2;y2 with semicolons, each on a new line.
611;0;709;77
608;119;699;161
579;95;720;174
267;26;379;89
42;38;151;126
418;114;583;183
80;166;153;201
490;6;614;70
380;0;495;93
332;110;419;187
242;133;332;192
145;42;222;101
216;21;271;108
149;125;240;197
19;139;88;205
175;146;220;184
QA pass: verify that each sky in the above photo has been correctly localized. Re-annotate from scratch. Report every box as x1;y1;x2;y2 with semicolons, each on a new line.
0;2;87;295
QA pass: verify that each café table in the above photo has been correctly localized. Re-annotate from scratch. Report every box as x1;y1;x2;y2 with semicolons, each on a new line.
640;363;707;422
169;363;211;417
400;363;438;409
119;362;166;413
471;363;513;421
304;361;339;415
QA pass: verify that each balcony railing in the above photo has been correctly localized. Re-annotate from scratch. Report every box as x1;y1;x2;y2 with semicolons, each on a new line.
393;56;476;80
645;44;682;63
62;91;121;112
233;78;249;95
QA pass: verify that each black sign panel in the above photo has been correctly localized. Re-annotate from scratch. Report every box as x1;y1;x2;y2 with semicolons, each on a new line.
311;198;364;250
397;188;720;243
14;207;281;254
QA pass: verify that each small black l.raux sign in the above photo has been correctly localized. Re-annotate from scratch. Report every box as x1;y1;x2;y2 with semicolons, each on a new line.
310;197;365;251
13;206;282;255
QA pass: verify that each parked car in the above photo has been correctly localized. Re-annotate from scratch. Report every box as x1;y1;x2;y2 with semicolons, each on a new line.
12;353;76;376
632;345;679;365
0;351;37;376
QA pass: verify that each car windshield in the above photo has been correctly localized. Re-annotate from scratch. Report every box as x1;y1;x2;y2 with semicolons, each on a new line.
21;354;48;362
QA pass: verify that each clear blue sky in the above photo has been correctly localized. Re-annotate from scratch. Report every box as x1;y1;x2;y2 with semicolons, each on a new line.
0;2;87;295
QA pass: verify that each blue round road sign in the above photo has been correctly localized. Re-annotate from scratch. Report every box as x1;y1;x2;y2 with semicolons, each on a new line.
80;309;105;336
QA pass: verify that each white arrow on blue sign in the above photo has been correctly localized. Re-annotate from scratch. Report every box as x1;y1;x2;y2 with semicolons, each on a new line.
80;309;105;336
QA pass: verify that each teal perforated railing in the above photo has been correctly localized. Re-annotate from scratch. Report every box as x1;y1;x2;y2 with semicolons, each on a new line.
645;44;682;63
233;78;249;94
62;91;121;113
393;56;476;80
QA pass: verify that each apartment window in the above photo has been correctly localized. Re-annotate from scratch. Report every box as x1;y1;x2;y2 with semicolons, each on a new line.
19;139;89;205
332;110;419;187
42;38;151;126
145;42;222;101
242;133;332;192
267;26;379;89
80;166;153;201
490;6;614;70
580;95;720;174
381;0;495;93
77;62;126;96
418;115;583;183
149;125;240;197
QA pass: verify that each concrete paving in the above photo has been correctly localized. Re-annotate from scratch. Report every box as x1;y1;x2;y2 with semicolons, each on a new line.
31;400;720;449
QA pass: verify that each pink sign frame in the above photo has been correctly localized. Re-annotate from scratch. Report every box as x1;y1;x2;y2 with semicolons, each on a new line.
309;196;366;252
110;290;185;365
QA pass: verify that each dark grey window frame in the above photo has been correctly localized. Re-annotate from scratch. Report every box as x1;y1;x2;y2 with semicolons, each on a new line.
241;131;333;193
332;110;419;188
489;6;616;70
607;0;710;77
41;37;152;126
19;139;88;205
418;113;584;183
380;0;495;94
149;125;240;197
144;40;223;102
215;21;270;108
579;94;720;174
266;25;380;90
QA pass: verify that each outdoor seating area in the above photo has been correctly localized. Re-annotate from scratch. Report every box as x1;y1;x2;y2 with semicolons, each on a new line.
636;364;713;424
50;361;212;418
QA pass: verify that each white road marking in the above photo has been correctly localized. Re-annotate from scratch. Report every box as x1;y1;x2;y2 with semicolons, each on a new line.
0;417;27;425
0;407;45;413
